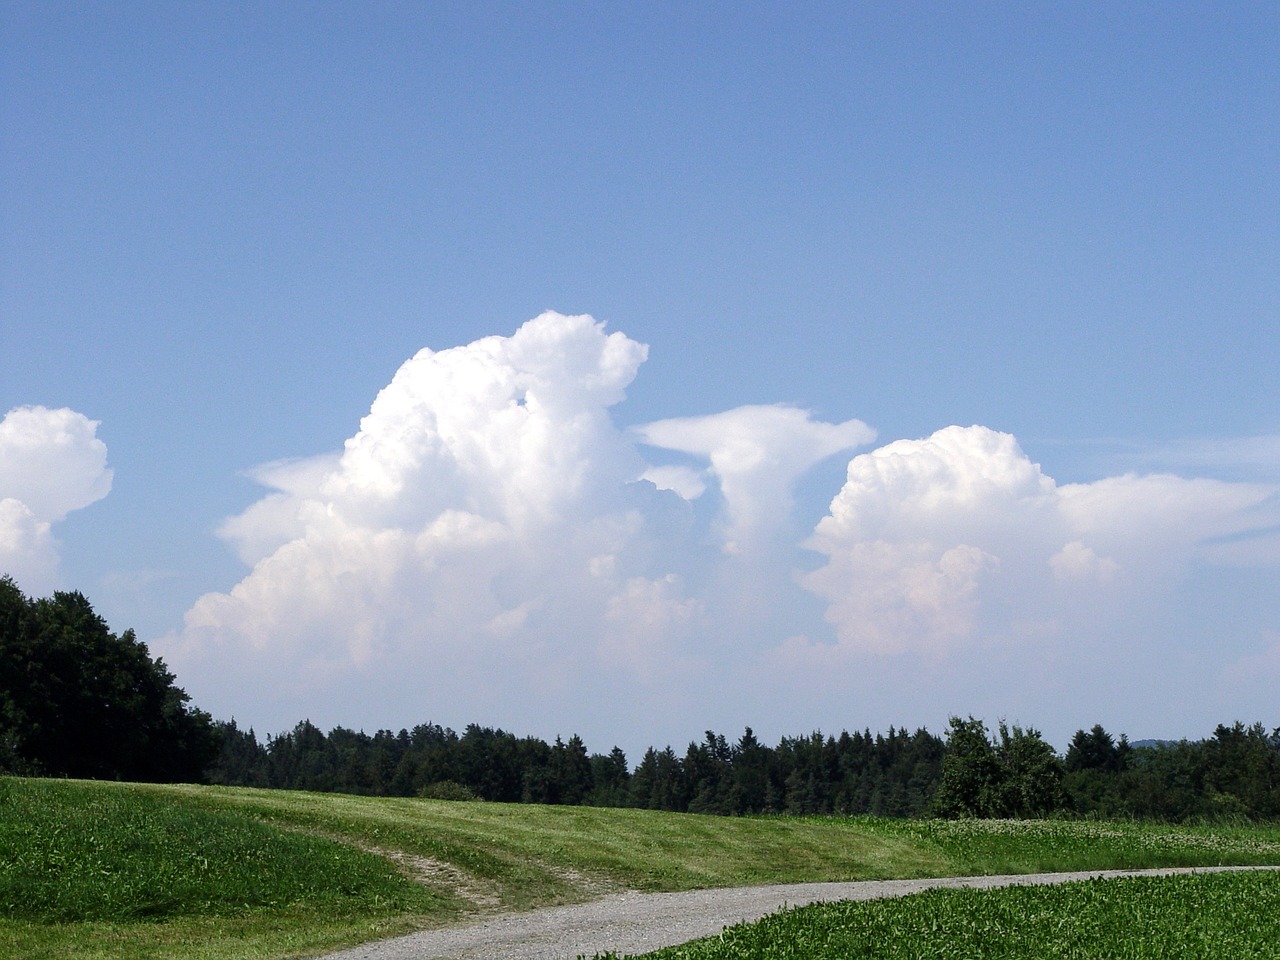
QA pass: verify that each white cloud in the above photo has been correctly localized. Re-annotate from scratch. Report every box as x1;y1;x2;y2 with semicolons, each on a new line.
638;464;707;501
599;573;705;681
802;425;1279;658
0;406;112;594
0;405;112;522
0;499;58;591
1056;473;1277;571
637;404;875;553
804;539;997;655
166;313;713;732
160;319;1280;753
1049;541;1119;583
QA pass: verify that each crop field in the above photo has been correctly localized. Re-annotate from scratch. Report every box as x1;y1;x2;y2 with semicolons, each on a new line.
603;869;1280;959
3;777;1280;959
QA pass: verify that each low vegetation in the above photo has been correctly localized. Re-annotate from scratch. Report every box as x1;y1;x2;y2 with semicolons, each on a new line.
600;870;1280;959
4;777;1280;959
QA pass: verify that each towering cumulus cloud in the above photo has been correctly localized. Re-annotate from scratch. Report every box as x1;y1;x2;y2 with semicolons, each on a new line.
0;406;113;594
173;313;708;729
168;314;1280;745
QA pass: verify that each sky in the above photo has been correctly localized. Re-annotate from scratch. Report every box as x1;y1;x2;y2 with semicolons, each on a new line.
2;3;1277;759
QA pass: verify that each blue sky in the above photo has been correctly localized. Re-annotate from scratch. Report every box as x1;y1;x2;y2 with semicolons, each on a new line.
3;3;1277;757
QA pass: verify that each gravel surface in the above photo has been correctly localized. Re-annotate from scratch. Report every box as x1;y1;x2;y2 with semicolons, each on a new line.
323;865;1279;960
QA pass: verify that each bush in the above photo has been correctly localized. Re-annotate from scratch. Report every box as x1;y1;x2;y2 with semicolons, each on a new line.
418;779;478;801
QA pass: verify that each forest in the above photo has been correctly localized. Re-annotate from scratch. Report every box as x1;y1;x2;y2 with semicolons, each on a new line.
205;715;1280;822
3;576;1278;822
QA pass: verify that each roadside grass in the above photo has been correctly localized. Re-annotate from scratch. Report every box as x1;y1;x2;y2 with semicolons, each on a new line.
600;869;1280;959
4;777;1280;959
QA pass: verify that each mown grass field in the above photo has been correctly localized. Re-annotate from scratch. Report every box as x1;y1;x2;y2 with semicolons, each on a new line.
3;776;1280;959
602;870;1280;959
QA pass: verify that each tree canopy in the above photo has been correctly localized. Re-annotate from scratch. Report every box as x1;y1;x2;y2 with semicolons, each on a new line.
0;576;217;781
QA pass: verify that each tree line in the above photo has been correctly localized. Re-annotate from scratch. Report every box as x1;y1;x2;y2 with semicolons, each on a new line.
205;714;1280;822
208;720;947;816
3;577;1278;821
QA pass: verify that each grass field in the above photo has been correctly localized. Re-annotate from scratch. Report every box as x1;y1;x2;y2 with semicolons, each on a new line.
600;870;1280;959
4;777;1280;959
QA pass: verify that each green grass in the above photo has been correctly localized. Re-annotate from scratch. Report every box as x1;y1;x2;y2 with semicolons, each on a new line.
0;780;447;923
3;777;1280;959
0;779;452;959
879;816;1280;874
167;786;952;899
602;870;1280;959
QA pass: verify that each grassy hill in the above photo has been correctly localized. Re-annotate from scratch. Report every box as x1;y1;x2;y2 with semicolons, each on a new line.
4;777;1280;959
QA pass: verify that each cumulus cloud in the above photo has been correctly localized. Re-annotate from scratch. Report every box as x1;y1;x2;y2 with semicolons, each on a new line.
801;424;1279;658
0;499;58;591
0;405;112;522
0;405;112;594
638;464;706;501
1049;541;1119;583
162;316;1280;751
168;313;719;732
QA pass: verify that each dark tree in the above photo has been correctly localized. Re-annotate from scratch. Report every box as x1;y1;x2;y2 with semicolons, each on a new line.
728;727;771;814
1065;725;1128;773
1201;722;1280;819
933;718;1064;818
586;746;630;806
206;719;270;787
0;576;40;773
0;577;217;782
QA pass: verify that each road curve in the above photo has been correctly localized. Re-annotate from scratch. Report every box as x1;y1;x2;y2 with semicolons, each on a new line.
324;865;1279;960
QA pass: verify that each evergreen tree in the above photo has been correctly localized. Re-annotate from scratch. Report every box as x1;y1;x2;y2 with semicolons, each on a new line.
206;719;269;786
586;746;630;806
628;747;660;808
1201;722;1280;819
728;727;771;814
1065;725;1127;773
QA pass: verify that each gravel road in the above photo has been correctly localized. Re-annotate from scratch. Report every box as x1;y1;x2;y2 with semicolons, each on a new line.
323;865;1278;960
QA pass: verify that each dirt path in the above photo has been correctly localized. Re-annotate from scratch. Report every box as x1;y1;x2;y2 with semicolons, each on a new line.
323;865;1279;960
